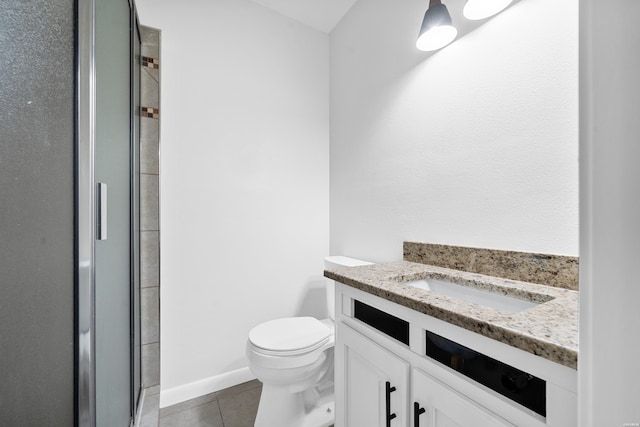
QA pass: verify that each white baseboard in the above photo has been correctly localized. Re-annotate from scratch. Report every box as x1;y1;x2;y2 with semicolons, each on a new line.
159;367;256;408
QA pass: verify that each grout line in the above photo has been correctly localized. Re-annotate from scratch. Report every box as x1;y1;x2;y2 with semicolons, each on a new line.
216;399;225;427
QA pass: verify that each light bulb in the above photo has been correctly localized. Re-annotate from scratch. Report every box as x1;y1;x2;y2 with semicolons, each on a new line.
416;25;458;51
416;2;457;52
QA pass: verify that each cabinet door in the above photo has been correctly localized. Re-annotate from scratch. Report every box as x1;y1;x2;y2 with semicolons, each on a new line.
412;368;514;427
338;323;410;427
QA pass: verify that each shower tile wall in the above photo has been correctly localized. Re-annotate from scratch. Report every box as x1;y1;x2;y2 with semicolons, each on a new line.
140;25;161;426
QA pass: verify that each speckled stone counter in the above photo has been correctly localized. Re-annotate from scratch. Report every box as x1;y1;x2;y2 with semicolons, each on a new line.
404;242;579;291
325;261;578;369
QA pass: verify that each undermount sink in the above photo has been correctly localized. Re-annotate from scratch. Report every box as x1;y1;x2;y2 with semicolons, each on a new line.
404;278;542;313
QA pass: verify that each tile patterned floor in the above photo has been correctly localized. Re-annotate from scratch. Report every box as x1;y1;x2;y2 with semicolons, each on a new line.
139;380;262;427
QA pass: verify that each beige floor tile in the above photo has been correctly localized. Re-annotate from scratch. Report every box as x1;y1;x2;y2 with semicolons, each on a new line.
215;379;262;400
218;385;262;427
159;401;223;427
139;393;159;427
160;392;217;418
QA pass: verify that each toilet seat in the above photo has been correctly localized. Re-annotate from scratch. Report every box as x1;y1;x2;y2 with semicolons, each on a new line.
247;317;335;370
249;317;332;356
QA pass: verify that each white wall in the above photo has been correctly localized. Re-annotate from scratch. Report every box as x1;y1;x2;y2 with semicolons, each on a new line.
136;0;329;407
579;0;640;424
330;0;579;262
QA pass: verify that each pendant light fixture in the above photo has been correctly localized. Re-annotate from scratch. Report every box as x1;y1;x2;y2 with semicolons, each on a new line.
463;0;513;20
416;0;457;52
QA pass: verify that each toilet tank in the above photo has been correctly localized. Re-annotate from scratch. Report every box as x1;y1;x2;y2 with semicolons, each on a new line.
324;256;374;320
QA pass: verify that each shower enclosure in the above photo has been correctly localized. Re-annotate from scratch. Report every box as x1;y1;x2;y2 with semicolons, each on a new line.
77;0;143;425
0;0;142;425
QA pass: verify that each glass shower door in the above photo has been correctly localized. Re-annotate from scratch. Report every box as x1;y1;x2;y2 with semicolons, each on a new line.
94;0;142;424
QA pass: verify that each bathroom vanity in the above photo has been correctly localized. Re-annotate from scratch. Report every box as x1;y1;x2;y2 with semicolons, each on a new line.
325;245;578;427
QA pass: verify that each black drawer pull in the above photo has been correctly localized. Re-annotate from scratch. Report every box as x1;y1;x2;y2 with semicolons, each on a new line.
414;402;426;427
386;381;397;426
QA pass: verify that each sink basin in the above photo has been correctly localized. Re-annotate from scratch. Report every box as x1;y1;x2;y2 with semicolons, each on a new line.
404;278;541;313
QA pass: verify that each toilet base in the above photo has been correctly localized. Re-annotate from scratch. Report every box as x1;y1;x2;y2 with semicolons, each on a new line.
254;383;334;427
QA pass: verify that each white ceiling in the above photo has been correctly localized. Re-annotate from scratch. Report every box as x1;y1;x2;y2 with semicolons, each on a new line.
250;0;358;33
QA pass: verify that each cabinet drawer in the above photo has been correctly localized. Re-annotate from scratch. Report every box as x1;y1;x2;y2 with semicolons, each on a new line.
412;368;514;427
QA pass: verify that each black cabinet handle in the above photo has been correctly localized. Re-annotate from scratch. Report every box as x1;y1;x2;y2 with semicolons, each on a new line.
385;381;397;427
414;402;426;427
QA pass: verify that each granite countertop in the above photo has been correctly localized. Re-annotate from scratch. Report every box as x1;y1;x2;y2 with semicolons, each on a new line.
325;261;578;369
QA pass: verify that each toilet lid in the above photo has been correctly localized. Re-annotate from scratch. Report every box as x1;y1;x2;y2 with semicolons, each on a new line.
249;317;331;353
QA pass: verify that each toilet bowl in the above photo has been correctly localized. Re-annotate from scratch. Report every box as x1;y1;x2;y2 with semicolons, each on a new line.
246;256;373;427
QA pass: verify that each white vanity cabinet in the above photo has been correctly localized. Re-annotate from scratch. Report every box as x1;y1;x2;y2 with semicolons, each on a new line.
337;322;513;427
338;324;409;427
334;283;578;427
412;367;513;427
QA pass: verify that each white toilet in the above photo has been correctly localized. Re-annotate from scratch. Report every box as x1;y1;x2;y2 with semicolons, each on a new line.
246;256;373;427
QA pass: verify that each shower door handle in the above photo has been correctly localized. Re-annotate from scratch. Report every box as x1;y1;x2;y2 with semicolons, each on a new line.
97;182;107;240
